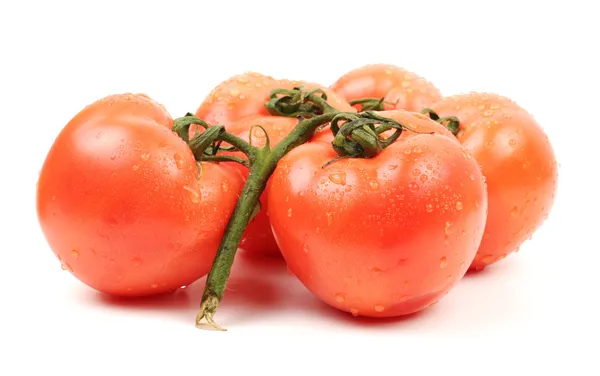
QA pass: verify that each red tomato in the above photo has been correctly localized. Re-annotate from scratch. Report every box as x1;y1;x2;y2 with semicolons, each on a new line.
195;72;279;126
430;93;558;270
268;110;488;317
195;72;355;128
331;64;442;112
36;93;245;296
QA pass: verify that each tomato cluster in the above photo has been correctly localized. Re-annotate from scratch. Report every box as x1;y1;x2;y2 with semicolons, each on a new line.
36;64;557;328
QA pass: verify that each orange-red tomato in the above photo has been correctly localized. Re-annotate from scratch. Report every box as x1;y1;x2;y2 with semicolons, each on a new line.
331;64;442;112
195;72;354;128
36;93;245;296
268;110;488;317
430;93;558;270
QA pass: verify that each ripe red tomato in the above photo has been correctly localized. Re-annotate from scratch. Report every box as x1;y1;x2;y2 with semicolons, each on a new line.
429;93;558;270
331;64;442;112
268;110;488;317
195;72;355;127
36;93;245;296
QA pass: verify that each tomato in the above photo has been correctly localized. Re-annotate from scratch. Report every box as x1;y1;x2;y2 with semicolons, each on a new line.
429;93;558;270
195;72;279;126
195;72;355;127
331;64;442;112
36;93;245;297
268;110;488;317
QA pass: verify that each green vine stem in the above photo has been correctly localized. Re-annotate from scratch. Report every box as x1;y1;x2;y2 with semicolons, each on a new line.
420;108;460;136
348;97;396;112
173;88;421;330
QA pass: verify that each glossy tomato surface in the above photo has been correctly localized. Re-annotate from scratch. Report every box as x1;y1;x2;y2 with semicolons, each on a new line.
195;72;355;128
268;110;487;317
331;64;443;112
430;93;558;270
36;93;245;296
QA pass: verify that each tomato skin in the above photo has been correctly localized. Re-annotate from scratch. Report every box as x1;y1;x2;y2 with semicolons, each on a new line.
331;64;442;112
268;111;487;317
430;93;558;270
195;72;355;128
36;93;245;296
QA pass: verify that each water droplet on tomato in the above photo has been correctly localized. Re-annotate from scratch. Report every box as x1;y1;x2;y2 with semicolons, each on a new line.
151;283;158;289
445;221;453;235
412;169;420;176
388;164;398;170
316;227;321;234
183;185;200;203
221;182;229;193
285;196;289;202
140;152;150;161
425;203;434;212
509;139;517;146
180;285;187;289
426;164;433;171
132;165;140;171
174;153;185;170
71;250;79;259
485;141;494;148
133;258;142;267
444;236;450;246
510;206;518;216
420;174;428;183
303;244;309;253
456;201;463;211
482;110;494;117
326;212;333;226
460;261;466;268
287;208;293;217
60;261;72;272
374;304;385;312
440;256;447;268
369;180;380;190
350;308;359;316
482;255;494;264
469;174;475;181
328;172;346;185
406;182;419;193
404;149;411;155
335;294;345;303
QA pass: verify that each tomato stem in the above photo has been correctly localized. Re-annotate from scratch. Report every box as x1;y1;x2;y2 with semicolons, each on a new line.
349;97;395;111
420;108;460;136
195;90;340;330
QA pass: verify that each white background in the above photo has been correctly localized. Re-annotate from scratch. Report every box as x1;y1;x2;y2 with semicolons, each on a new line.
1;0;598;375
